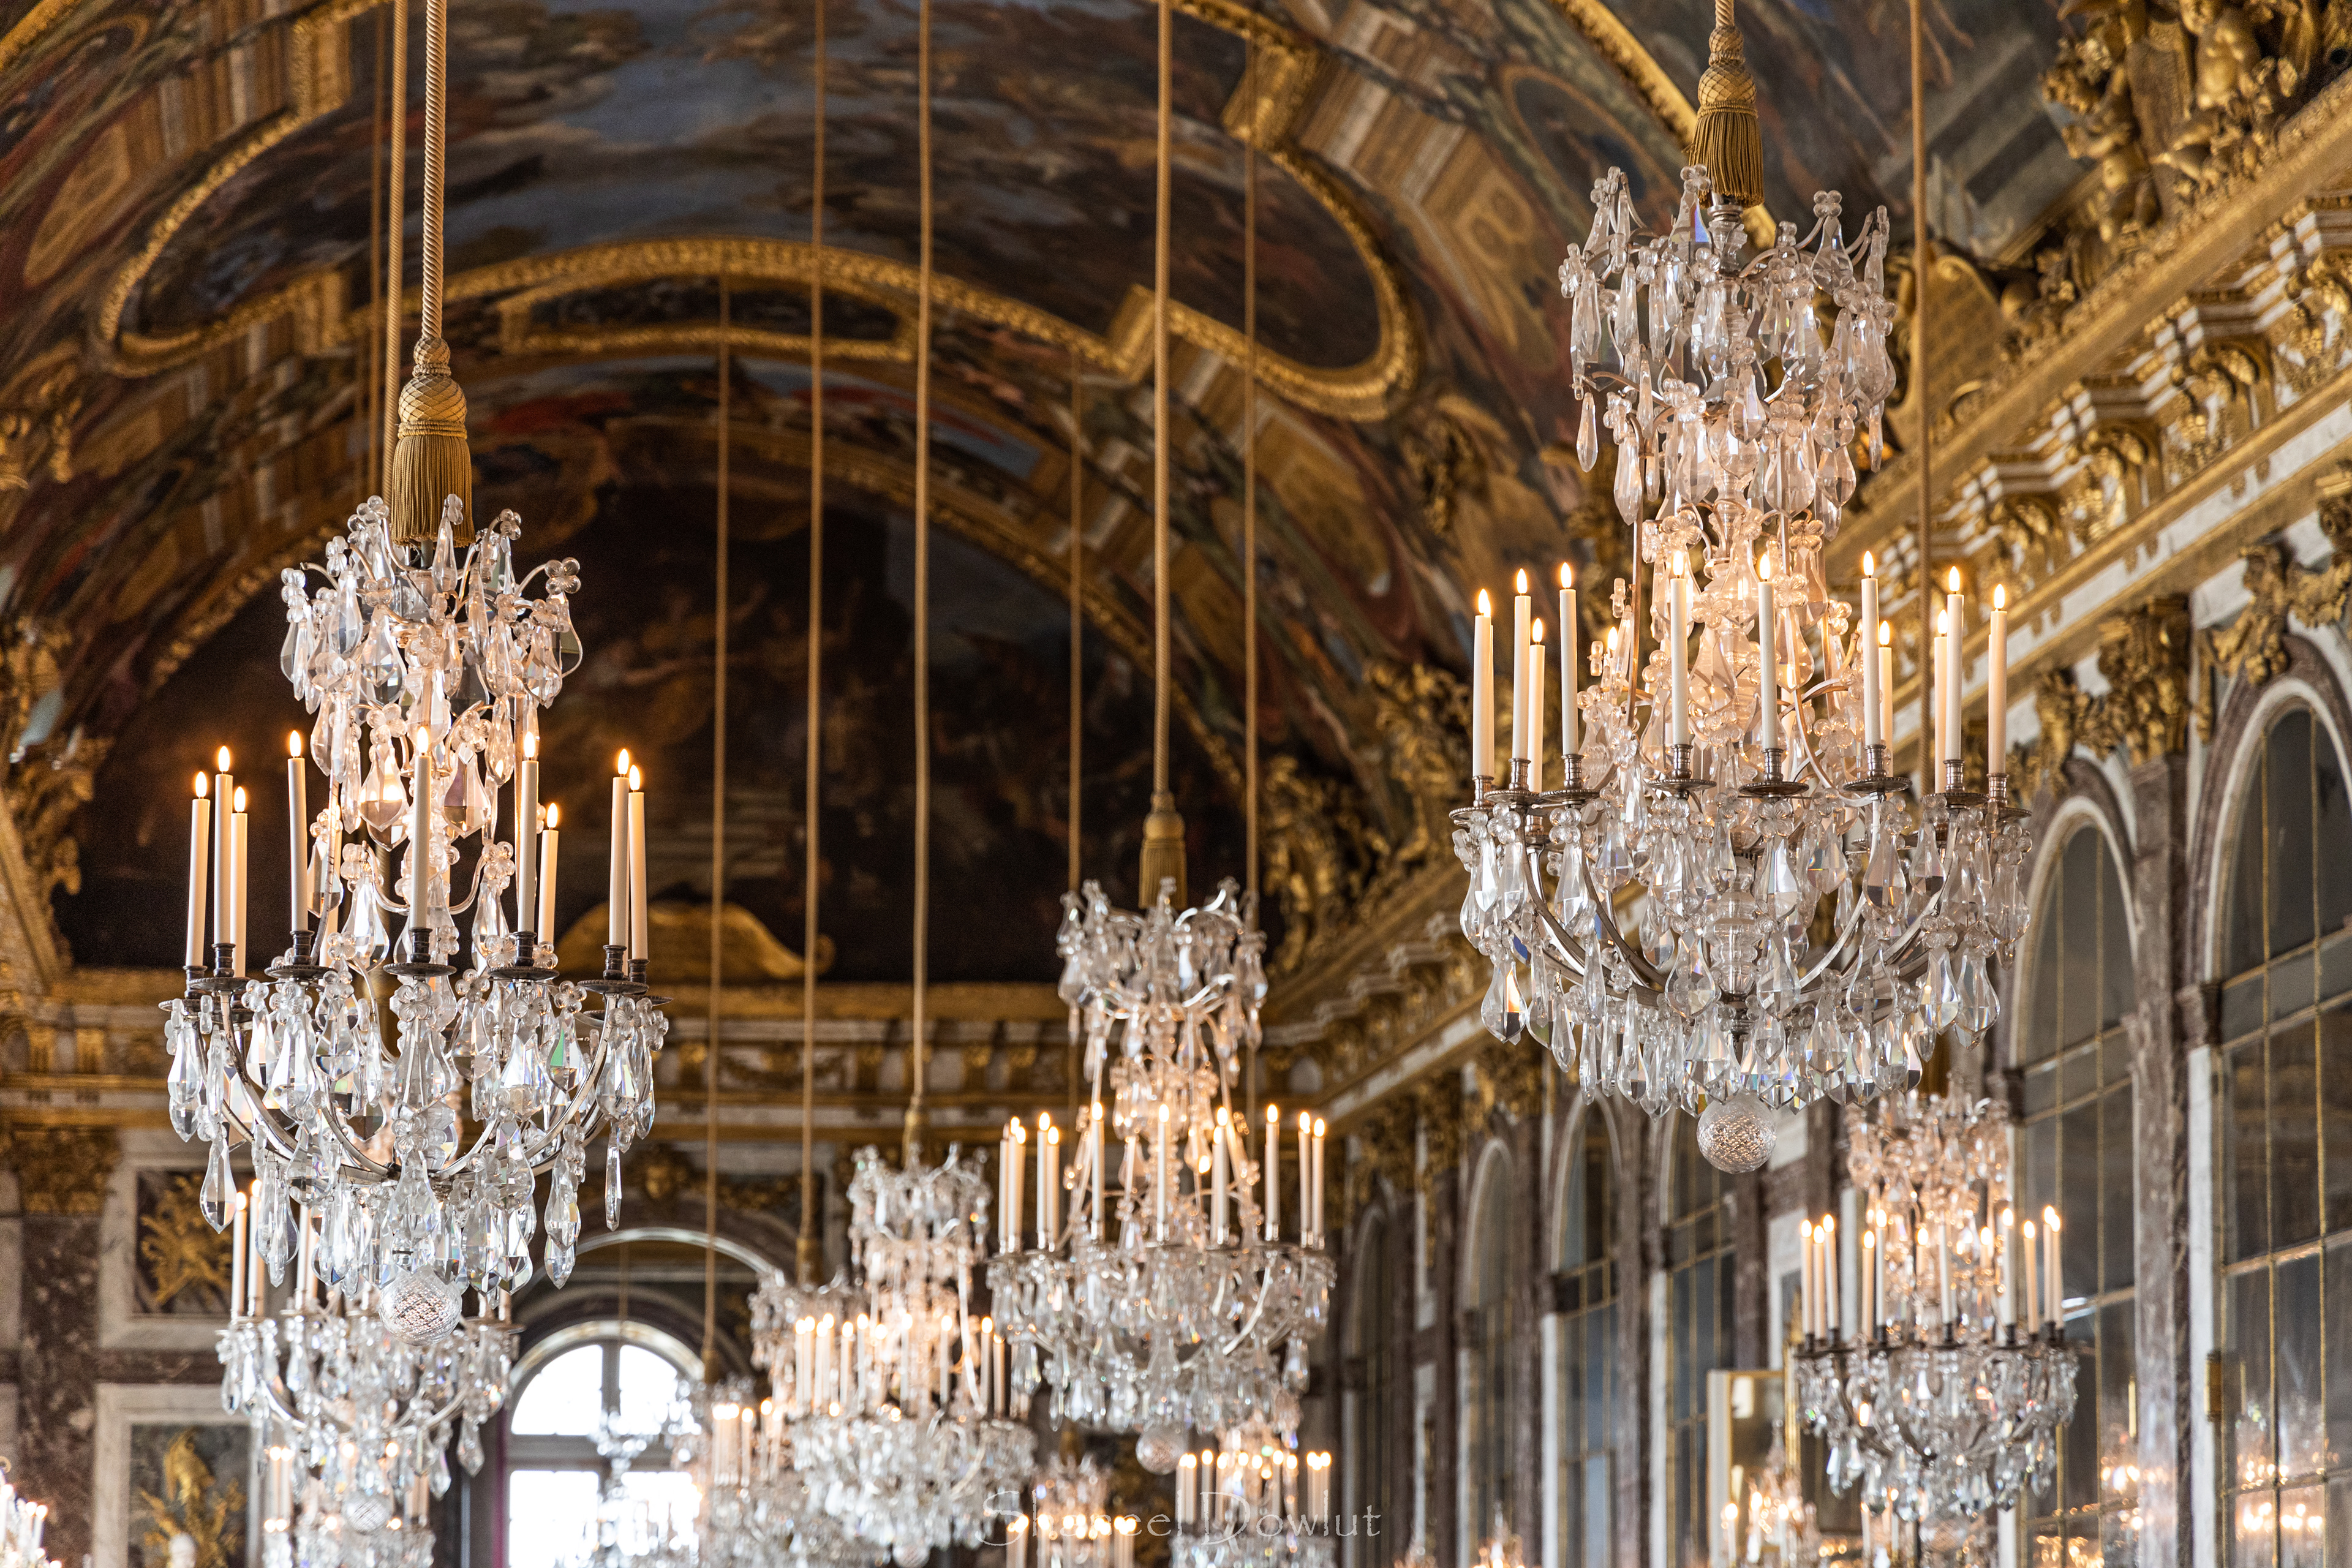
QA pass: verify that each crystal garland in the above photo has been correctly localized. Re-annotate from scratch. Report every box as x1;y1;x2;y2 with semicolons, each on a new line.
169;494;668;1342
0;1463;56;1568
1169;1423;1336;1568
683;1374;875;1568
752;1147;1035;1566
222;1200;513;1566
984;881;1333;1461
1455;162;2032;1169
1793;1092;2076;1522
1003;1457;1138;1568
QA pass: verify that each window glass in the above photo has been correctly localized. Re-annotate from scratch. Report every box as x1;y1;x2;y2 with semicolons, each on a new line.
1461;1155;1513;1557
508;1471;601;1568
511;1344;605;1436
2018;823;2136;1564
616;1344;687;1437
1667;1117;1730;1568
2218;708;2352;1565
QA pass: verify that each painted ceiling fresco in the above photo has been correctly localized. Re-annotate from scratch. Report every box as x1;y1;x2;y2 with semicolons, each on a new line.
0;0;2098;977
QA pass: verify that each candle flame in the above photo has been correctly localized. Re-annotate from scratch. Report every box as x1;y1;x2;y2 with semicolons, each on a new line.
2043;1205;2060;1231
1299;1110;1312;1132
1476;589;1491;616
194;772;209;799
1670;549;1687;578
1862;550;1875;578
233;786;247;812
287;731;302;759
545;803;560;829
1936;611;1947;636
216;745;233;771
525;731;539;760
629;766;643;791
1994;583;2008;611
1531;618;1545;644
1605;626;1619;650
1756;554;1773;582
1514;568;1528;594
1559;562;1572;588
1314;1118;1325;1136
616;748;631;776
1038;1111;1052;1130
1948;565;1963;593
1878;620;1893;647
2002;1207;2015;1227
1267;1104;1279;1124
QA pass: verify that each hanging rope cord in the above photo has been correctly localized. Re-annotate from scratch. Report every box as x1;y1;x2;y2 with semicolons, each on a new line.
1909;0;1933;788
906;0;935;1164
1242;7;1259;1118
1153;0;1172;810
379;0;407;495
801;0;827;1281
702;279;731;1374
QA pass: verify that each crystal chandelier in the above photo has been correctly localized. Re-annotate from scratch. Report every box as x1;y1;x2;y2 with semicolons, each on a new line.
1003;1456;1139;1568
0;1463;56;1568
1170;1426;1335;1568
1793;1091;2076;1523
986;884;1332;1458
168;0;666;1340
221;1193;514;1566
752;1147;1036;1566
1453;4;2032;1169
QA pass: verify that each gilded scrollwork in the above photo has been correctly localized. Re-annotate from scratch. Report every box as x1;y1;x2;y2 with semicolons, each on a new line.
2193;462;2352;736
8;1124;119;1213
138;1170;233;1312
2006;596;2194;798
1260;755;1369;977
140;1430;245;1568
2266;248;2352;392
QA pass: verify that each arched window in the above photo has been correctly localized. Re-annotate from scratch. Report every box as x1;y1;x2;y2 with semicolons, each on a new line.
2014;822;2138;1564
2215;706;2352;1563
1461;1148;1515;1560
504;1322;702;1568
1553;1107;1616;1568
1344;1213;1398;1568
1667;1116;1732;1568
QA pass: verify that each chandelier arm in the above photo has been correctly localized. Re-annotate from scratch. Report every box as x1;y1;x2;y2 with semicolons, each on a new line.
1517;843;1667;997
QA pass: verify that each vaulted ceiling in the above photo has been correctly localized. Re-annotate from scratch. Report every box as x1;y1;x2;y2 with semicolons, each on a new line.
0;0;2084;978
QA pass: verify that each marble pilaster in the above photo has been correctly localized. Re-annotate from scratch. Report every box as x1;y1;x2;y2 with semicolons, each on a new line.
2130;753;2194;1568
19;1213;100;1565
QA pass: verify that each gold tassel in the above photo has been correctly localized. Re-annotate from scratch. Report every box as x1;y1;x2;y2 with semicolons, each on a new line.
1137;790;1188;908
387;336;473;548
1691;0;1763;210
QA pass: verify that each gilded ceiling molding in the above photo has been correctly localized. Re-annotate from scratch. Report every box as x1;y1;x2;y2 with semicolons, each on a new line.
0;0;100;86
92;0;1419;420
2192;461;2352;741
1543;0;1697;147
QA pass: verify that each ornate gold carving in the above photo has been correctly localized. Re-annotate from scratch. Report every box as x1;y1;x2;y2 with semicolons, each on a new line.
1260;755;1365;976
2154;0;2317;195
2008;596;2194;796
1362;662;1472;899
1473;1035;1544;1123
0;360;78;491
2045;26;2163;244
2193;462;2352;736
140;1430;245;1568
630;1142;699;1207
1543;0;1697;148
1416;1076;1466;1188
8;1123;118;1213
2165;336;2269;478
139;1170;232;1310
1990;494;2069;578
2267;248;2352;392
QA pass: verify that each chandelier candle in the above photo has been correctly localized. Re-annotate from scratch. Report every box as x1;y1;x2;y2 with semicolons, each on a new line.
230;788;249;977
1558;565;1578;758
1859;556;1881;750
535;803;559;940
1472;590;1493;783
213;748;234;961
186;775;211;968
1212;1109;1229;1244
1511;570;1531;767
627;765;648;965
1943;569;1966;766
1264;1104;1281;1240
1988;586;2010;771
1930;614;1947;779
1525;621;1546;783
1668;553;1691;749
286;734;309;922
514;733;538;944
608;752;630;949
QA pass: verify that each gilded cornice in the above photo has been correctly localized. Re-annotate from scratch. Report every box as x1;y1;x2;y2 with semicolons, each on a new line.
1841;64;2352;580
91;0;1419;421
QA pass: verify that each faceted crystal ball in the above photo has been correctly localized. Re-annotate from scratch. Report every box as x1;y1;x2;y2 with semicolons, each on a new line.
1697;1095;1774;1174
342;1491;394;1536
1135;1423;1188;1474
382;1265;462;1344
